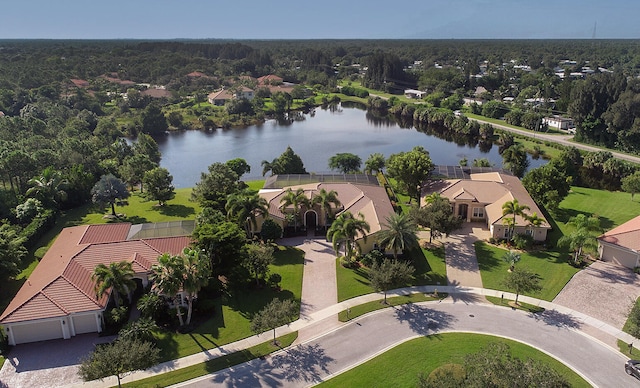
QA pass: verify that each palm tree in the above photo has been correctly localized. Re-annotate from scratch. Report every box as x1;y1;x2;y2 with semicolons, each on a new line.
92;261;137;308
525;212;544;237
566;213;601;232
226;188;268;237
423;192;443;205
377;213;418;259
181;248;212;325
150;253;185;326
502;250;521;272
558;213;601;263
327;211;370;258
312;188;341;229
501;143;529;178
279;188;310;232
501;199;530;239
26;166;68;209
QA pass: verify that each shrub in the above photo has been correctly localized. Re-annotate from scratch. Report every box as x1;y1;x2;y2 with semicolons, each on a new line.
512;233;533;250
20;208;56;250
137;293;164;320
260;219;283;242
360;249;386;267
268;273;282;289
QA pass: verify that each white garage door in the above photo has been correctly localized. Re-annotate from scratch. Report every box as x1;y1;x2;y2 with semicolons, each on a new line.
11;320;63;344
72;314;98;335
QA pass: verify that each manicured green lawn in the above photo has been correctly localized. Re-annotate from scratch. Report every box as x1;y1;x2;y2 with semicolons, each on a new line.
485;295;545;313
336;245;447;302
338;293;444;322
475;241;579;301
153;246;304;362
319;333;589;387
123;332;298;388
245;179;265;191
556;186;640;233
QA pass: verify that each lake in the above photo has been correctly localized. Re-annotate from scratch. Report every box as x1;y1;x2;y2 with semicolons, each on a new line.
153;104;545;188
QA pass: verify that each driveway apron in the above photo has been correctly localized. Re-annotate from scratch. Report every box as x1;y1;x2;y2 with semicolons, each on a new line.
280;236;339;344
440;222;488;288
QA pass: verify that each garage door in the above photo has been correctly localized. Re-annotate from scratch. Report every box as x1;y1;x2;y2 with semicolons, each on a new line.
11;320;63;344
72;314;98;335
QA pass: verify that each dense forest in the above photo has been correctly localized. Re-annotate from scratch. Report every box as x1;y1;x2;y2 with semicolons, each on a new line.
0;38;640;279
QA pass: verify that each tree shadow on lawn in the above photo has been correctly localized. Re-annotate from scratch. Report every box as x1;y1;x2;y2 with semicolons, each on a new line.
409;244;446;285
273;246;305;266
225;286;296;320
157;203;196;218
475;241;502;272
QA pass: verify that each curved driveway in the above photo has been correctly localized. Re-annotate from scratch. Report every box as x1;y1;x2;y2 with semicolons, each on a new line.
173;299;631;388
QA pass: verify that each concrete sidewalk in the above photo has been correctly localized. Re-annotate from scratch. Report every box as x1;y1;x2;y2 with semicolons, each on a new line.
70;285;640;387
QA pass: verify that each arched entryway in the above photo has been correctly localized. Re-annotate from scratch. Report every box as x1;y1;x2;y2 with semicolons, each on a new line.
305;210;318;230
458;204;468;220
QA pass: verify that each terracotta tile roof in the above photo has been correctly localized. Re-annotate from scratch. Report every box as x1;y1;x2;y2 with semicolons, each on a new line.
141;88;172;99
0;223;192;325
187;71;207;78
144;236;192;256
101;74;136;86
208;89;233;101
598;215;640;251
260;182;394;237
258;74;283;85
424;171;549;228
70;79;89;88
80;223;131;244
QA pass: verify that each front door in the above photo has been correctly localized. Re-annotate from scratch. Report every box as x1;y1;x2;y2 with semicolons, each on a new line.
458;204;468;220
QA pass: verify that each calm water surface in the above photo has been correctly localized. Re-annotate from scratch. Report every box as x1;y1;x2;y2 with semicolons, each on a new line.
155;105;544;188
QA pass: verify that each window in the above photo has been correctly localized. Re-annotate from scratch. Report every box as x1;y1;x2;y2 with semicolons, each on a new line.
504;228;510;238
525;229;534;236
472;207;484;218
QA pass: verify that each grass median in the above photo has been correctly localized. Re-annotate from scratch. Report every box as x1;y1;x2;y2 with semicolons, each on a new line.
122;332;298;388
338;292;446;322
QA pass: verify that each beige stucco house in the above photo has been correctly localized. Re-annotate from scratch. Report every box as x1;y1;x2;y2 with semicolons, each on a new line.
598;215;640;269
255;175;395;254
0;222;193;346
422;169;550;241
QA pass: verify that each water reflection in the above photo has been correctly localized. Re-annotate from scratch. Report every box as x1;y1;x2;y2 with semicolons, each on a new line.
155;104;544;188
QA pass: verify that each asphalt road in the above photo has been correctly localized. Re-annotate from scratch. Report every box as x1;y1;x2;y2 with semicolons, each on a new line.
172;300;633;388
472;117;640;165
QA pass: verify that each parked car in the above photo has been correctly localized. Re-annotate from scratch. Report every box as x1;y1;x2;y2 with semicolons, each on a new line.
625;360;640;380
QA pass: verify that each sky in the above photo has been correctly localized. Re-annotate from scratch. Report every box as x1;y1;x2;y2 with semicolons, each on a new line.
2;0;639;40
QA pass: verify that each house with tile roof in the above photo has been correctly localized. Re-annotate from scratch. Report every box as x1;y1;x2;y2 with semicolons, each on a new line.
598;215;640;269
254;175;395;254
257;74;283;86
207;86;254;106
422;171;550;241
0;221;193;345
